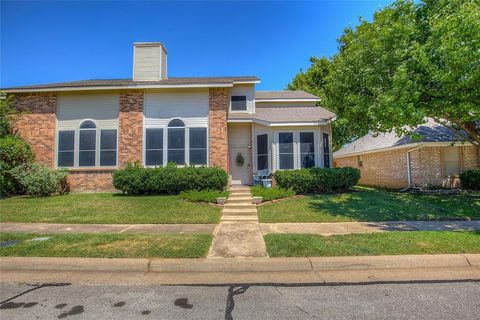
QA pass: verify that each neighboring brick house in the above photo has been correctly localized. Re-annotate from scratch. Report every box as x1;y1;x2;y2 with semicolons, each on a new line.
334;119;480;189
3;42;336;192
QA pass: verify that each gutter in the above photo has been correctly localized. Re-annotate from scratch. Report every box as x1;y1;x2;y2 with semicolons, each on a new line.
406;145;424;188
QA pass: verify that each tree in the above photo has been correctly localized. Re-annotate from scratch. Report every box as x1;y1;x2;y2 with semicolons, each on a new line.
0;94;17;137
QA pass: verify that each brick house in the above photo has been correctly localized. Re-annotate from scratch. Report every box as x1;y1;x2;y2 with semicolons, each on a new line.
3;42;336;192
334;119;480;189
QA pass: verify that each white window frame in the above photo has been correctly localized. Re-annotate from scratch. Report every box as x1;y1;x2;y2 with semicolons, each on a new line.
255;133;270;171
275;130;319;170
230;95;248;113
56;119;119;169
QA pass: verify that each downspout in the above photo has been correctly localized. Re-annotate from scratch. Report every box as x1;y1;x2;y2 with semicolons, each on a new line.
406;145;423;188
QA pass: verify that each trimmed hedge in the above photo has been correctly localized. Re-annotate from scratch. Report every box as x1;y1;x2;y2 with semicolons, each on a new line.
10;163;69;196
112;162;229;195
0;136;35;195
460;169;480;190
274;167;361;193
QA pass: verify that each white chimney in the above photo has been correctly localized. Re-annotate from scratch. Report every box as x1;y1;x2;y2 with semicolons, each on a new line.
133;42;167;81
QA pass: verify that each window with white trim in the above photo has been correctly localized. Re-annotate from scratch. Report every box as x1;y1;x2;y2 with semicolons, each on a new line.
57;120;117;168
276;131;317;170
145;128;163;166
257;134;268;170
323;132;330;168
300;132;315;168
279;132;294;169
189;128;207;165
231;96;247;111
168;119;186;165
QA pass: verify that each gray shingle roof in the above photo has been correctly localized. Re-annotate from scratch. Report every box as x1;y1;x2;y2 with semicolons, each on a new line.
334;119;469;157
228;106;335;123
2;76;260;91
255;90;320;100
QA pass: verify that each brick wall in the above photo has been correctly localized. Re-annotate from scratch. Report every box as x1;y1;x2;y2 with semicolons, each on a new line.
462;146;480;170
68;170;115;192
118;90;144;166
12;93;57;167
410;147;444;187
208;88;229;172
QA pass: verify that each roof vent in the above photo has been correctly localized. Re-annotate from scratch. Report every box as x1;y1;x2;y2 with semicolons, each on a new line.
133;42;167;81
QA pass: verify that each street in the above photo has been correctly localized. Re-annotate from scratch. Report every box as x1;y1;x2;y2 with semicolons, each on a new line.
0;281;479;319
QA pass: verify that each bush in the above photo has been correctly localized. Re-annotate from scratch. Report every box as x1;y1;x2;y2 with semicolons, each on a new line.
460;169;480;190
112;162;229;195
0;136;35;195
179;190;229;203
274;167;360;193
10;163;69;196
250;186;295;201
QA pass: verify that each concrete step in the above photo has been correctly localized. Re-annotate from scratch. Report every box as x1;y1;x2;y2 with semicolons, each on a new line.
221;215;258;222
229;187;251;192
224;203;257;210
222;211;258;217
229;192;252;197
226;197;253;204
222;208;258;215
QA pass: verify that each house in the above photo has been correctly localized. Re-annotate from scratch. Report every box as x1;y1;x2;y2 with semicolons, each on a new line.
334;119;480;189
3;42;336;191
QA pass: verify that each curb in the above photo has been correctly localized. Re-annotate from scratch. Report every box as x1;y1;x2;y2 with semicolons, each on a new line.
1;254;479;285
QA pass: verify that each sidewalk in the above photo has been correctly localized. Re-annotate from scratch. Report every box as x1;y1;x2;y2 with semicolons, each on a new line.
1;254;479;285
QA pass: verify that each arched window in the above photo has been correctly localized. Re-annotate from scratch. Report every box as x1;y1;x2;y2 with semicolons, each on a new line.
79;120;97;166
167;119;185;165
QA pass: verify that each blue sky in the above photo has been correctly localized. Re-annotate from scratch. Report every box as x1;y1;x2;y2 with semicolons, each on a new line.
1;1;393;90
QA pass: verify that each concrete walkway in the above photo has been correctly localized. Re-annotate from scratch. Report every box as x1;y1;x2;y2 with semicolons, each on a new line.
0;222;216;234
260;221;480;236
207;185;268;258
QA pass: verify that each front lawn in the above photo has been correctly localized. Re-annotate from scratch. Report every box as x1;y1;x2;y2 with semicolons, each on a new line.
0;233;213;258
264;231;480;257
0;193;221;224
258;187;480;223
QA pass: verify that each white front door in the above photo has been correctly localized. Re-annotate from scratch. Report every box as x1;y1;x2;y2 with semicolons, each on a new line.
230;147;251;185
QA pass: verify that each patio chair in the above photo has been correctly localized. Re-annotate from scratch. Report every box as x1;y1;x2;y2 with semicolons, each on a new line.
253;169;272;187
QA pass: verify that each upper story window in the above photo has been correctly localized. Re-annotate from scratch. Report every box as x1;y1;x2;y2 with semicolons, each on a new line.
57;120;118;168
231;96;247;111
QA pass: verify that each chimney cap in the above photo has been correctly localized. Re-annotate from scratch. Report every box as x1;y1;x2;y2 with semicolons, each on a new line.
133;42;167;53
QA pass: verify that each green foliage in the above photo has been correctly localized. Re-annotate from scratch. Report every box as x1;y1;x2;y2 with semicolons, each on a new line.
10;163;69;196
274;167;361;193
460;169;480;190
290;0;480;150
179;189;229;203
250;186;295;201
112;162;229;195
0;136;35;195
0;94;17;137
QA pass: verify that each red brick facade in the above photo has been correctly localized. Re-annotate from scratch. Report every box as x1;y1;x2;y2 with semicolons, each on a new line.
118;90;144;166
12;93;57;167
68;170;116;192
208;88;229;172
335;145;480;189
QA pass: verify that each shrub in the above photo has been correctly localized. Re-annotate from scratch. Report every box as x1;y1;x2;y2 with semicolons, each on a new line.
10;163;69;196
274;167;360;193
112;162;229;195
179;190;229;203
250;186;295;201
460;169;480;190
0;136;35;195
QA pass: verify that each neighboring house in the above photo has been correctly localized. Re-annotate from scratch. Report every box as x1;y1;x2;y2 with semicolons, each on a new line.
3;42;336;191
334;119;480;189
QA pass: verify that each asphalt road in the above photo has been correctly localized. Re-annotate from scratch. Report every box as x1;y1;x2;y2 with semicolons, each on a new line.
0;281;479;319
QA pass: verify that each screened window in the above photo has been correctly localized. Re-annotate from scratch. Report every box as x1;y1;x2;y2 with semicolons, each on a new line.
300;132;315;168
231;96;247;111
168;119;185;165
279;132;294;169
100;130;117;166
79;122;96;167
323;133;330;168
146;129;163;166
189;128;207;165
257;134;268;170
58;131;75;167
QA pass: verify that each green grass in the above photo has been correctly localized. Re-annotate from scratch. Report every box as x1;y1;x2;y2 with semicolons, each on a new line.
0;233;213;258
179;189;229;203
258;187;480;223
0;193;221;224
250;186;296;202
264;231;480;257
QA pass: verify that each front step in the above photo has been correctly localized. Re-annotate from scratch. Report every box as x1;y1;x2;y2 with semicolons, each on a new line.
224;203;256;210
221;215;258;221
222;209;258;215
226;197;253;204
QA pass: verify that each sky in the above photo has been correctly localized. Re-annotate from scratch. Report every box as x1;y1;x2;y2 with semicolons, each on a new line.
1;0;393;90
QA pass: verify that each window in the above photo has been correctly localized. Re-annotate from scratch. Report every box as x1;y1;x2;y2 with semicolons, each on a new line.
145;129;163;166
257;134;268;170
279;132;294;169
168;119;185;165
79;122;96;166
100;130;117;166
58;131;75;167
444;147;461;176
231;96;247;111
300;132;315;168
57;120;117;168
323;133;330;168
189;128;207;165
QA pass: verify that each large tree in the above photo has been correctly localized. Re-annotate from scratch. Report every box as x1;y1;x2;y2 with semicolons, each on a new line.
291;0;480;150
